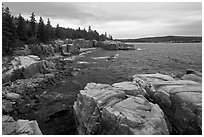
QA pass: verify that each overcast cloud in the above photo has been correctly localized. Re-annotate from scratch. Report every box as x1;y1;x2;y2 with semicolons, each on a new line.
3;2;202;39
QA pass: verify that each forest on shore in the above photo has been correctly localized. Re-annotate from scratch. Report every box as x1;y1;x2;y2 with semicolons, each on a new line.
2;6;113;56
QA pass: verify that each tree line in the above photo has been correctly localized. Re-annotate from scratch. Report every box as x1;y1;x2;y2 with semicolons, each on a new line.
2;6;113;55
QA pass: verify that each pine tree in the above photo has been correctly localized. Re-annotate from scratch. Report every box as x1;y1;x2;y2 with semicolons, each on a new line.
88;26;91;32
55;24;60;39
44;18;55;42
16;14;26;41
37;17;45;42
110;35;113;40
105;32;107;38
2;6;17;55
30;12;36;37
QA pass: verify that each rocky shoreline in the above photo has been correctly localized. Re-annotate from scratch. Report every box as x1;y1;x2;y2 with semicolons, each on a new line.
74;72;202;135
2;40;202;135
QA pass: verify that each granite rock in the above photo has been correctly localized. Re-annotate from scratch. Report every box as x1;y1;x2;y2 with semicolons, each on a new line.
133;73;202;134
2;115;42;135
73;82;169;135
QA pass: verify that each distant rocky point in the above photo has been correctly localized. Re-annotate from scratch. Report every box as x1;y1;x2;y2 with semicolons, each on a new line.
96;40;135;50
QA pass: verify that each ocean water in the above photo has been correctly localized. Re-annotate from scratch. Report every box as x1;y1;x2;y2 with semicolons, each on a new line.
118;43;202;75
76;43;202;79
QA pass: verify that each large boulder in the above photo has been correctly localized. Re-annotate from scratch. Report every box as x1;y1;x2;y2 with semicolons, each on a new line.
73;82;169;135
133;73;202;134
2;56;56;83
2;55;39;83
2;115;42;135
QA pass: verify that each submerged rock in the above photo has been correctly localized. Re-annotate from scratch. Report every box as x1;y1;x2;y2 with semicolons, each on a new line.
73;82;169;135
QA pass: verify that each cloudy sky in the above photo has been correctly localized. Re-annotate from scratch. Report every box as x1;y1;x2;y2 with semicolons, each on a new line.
3;2;202;39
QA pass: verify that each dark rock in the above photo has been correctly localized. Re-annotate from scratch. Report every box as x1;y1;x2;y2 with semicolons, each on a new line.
2;99;14;113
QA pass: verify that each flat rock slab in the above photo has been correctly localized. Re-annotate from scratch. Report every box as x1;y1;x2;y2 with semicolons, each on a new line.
133;73;202;134
74;82;169;135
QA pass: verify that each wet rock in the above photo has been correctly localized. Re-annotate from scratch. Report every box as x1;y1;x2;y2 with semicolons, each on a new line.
133;73;202;134
2;115;42;135
74;82;169;135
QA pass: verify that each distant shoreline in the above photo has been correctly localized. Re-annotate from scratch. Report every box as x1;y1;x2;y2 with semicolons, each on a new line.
124;42;202;44
116;35;202;43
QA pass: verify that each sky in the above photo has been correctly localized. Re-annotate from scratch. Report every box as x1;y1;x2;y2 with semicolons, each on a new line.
3;2;202;39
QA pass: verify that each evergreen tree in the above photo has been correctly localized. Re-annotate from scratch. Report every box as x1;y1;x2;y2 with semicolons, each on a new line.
88;26;91;32
81;28;88;40
16;14;26;41
105;32;107;38
37;17;45;42
44;18;54;42
76;27;82;38
30;12;36;37
110;35;113;40
2;7;17;55
25;23;32;38
55;24;60;39
2;5;113;52
99;34;106;41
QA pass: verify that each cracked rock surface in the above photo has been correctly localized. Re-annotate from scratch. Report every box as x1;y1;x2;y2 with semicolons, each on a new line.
73;82;169;135
133;73;202;134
